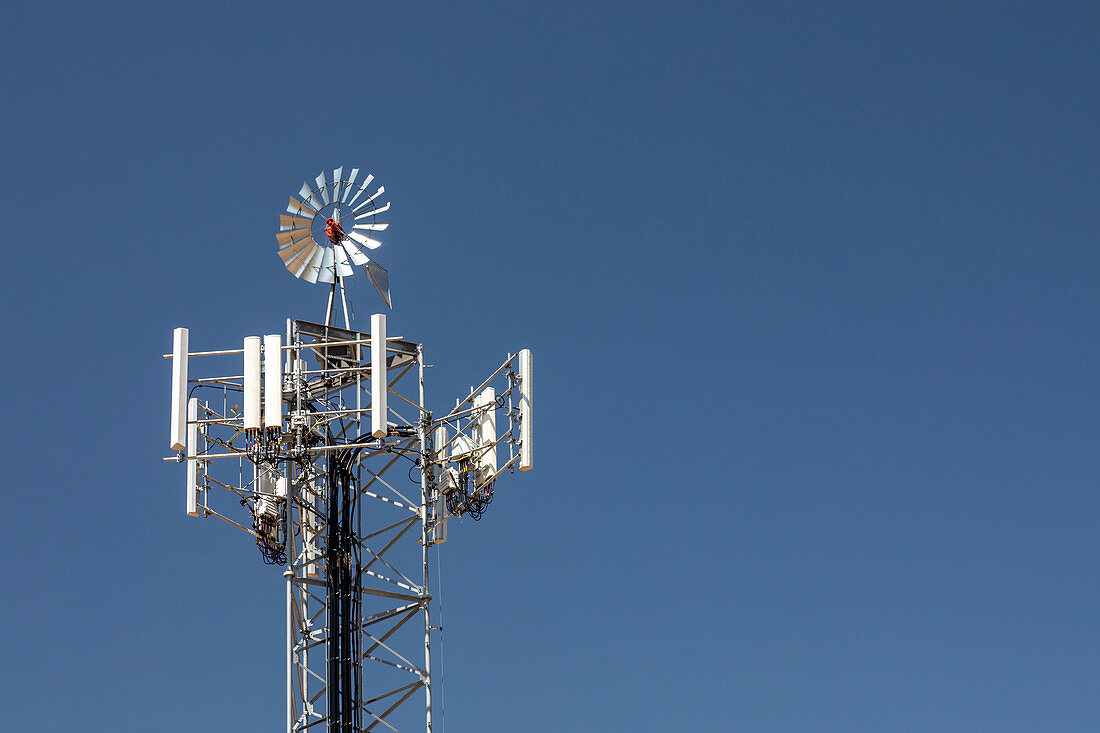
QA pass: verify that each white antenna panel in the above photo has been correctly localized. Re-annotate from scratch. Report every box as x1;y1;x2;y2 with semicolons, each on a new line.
186;397;200;516
244;337;262;430
474;387;497;477
432;492;448;545
304;478;319;577
170;327;189;451
518;348;534;471
433;423;448;461
264;334;283;430
431;421;450;545
371;314;387;438
257;463;281;495
450;433;474;459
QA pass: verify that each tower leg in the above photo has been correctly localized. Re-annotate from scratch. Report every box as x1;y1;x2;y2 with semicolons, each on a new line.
419;346;433;733
286;460;295;733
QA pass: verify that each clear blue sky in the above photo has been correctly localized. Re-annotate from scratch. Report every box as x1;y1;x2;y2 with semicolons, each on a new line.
2;2;1098;730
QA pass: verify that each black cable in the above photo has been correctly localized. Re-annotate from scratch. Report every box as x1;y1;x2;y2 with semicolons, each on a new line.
326;432;378;731
442;457;495;521
188;382;242;399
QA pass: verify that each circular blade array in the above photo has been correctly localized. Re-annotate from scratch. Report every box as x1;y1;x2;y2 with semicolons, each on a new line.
277;167;392;306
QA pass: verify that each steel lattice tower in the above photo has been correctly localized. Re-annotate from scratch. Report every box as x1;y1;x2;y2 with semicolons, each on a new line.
164;168;533;732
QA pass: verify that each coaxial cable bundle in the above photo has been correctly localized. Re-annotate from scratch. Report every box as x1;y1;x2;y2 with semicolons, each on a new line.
444;457;494;520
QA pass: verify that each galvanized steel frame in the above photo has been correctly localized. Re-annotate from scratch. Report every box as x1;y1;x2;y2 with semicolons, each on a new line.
171;319;438;732
167;320;528;732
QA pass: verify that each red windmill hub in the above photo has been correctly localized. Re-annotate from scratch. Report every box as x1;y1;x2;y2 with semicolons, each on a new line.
324;217;345;245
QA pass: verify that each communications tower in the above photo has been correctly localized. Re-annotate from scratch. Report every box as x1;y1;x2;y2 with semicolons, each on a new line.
164;167;534;732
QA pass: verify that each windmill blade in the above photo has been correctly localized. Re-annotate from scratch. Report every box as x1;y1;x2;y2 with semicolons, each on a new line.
341;240;370;266
287;242;318;274
280;215;313;231
298;246;327;283
278;236;310;262
354;202;391;221
352;221;389;232
316;172;330;205
332;241;354;277
288;196;317;217
348;230;383;250
341;169;360;202
352;186;385;214
302;246;328;284
332;166;343;202
365;259;391;308
316;247;336;284
346;174;374;208
278;238;311;263
288;242;320;277
276;229;313;247
299;182;323;212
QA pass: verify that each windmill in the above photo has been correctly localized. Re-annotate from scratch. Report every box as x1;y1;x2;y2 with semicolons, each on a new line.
279;168;392;324
165;167;534;732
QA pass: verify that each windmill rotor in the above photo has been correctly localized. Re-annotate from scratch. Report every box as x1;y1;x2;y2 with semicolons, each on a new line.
277;167;392;307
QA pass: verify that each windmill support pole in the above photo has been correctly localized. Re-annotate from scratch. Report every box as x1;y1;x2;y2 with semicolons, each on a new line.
339;276;351;330
325;280;337;326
